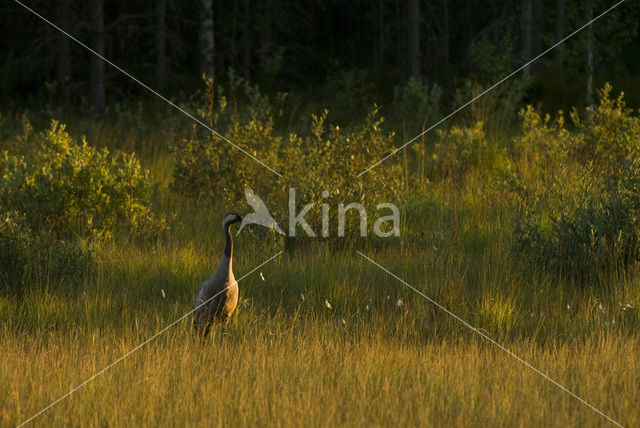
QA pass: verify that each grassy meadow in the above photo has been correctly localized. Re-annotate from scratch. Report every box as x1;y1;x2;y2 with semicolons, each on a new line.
2;85;640;427
1;149;639;427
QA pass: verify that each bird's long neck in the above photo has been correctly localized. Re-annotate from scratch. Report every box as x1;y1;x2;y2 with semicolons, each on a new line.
223;222;233;262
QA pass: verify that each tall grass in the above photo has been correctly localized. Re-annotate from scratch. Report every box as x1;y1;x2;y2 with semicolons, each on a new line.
2;88;640;426
1;165;639;426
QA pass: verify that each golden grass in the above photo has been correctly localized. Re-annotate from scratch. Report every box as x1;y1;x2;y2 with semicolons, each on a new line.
2;319;638;427
1;152;639;427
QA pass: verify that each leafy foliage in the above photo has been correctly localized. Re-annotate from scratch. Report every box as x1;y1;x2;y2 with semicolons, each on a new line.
172;78;404;237
430;121;506;181
513;85;640;280
391;78;442;136
0;210;92;294
567;83;640;169
0;120;163;239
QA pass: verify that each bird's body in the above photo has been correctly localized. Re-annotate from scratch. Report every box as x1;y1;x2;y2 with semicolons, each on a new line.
193;212;243;338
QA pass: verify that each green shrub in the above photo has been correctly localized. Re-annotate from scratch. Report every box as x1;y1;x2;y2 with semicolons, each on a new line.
0;210;92;294
511;106;568;187
430;121;506;181
0;211;30;290
172;78;405;238
320;67;376;123
514;162;640;279
172;77;283;202
567;83;640;170
512;85;640;280
456;33;532;135
0;120;163;239
283;107;403;236
392;78;442;136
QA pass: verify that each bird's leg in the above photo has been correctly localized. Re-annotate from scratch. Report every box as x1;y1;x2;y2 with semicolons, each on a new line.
200;322;212;344
220;318;233;340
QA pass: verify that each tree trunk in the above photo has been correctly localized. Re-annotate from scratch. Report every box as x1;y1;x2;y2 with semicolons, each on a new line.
231;0;238;72
406;0;420;80
242;0;251;81
521;0;533;74
199;0;215;78
586;0;594;108
442;0;450;78
156;0;167;90
56;0;71;106
259;0;273;75
396;0;403;76
89;0;105;111
532;0;542;56
373;0;385;78
554;0;565;66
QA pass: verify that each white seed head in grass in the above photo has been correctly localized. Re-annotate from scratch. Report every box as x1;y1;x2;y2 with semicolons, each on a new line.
598;303;606;314
161;289;166;298
397;298;404;308
325;299;332;309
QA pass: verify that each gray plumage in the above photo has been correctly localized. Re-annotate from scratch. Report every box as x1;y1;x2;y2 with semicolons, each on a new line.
193;212;243;338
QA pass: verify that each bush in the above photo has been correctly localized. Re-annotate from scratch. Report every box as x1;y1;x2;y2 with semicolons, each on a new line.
0;210;92;294
457;33;532;135
514;162;640;279
320;67;376;123
283;107;403;236
430;121;506;181
567;83;640;170
172;77;283;202
0;211;30;290
392;78;442;137
172;78;405;238
0;120;164;239
512;85;640;280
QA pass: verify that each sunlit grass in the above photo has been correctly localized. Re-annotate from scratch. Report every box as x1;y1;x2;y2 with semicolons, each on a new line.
1;144;639;427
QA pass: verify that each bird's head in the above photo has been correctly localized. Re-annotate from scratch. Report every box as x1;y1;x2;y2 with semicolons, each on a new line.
222;212;243;228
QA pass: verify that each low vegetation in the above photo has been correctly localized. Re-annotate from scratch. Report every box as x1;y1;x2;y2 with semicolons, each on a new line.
1;82;639;426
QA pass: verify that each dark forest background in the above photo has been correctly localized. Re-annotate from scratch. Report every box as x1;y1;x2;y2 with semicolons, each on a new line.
2;0;640;120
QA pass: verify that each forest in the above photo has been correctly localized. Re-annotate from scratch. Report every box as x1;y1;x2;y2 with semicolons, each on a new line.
2;1;640;427
2;0;640;114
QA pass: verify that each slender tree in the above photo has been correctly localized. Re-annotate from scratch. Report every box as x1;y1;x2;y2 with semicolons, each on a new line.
586;0;594;108
155;0;167;90
373;0;385;78
442;0;450;78
554;0;565;66
258;0;273;76
56;0;71;106
521;0;533;74
407;0;420;80
199;0;215;78
242;0;251;81
89;0;105;111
